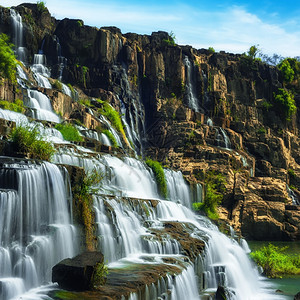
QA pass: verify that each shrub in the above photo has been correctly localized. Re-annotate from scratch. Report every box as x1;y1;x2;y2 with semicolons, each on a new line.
102;129;118;147
208;47;215;54
55;123;83;142
37;1;47;13
10;125;55;161
193;170;226;220
97;100;126;141
0;98;24;113
163;31;176;46
278;59;294;83
273;88;297;121
52;80;62;91
0;33;16;82
250;243;300;278
146;159;167;198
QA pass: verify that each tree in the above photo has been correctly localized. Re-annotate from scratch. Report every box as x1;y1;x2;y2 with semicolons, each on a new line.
273;88;297;121
247;44;260;60
0;33;16;82
278;59;294;83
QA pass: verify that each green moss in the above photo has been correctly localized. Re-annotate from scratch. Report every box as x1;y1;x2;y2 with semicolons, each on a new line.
52;80;62;91
91;261;108;287
145;159;167;198
250;243;300;278
0;98;24;113
79;98;93;107
257;127;267;134
102;129;118;147
288;168;296;178
55;123;83;142
97;100;127;142
67;83;75;98
0;33;16;82
10;125;55;161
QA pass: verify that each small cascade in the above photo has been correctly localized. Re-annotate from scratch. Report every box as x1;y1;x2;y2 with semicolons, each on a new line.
26;90;60;123
61;83;72;97
202;70;210;106
164;169;191;207
184;56;199;112
0;161;78;300
0;108;28;125
287;185;300;205
10;9;26;62
215;127;231;150
207;118;213;126
31;54;52;89
193;183;203;203
98;115;123;147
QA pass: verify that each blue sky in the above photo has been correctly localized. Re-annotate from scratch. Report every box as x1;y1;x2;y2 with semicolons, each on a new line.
2;0;300;57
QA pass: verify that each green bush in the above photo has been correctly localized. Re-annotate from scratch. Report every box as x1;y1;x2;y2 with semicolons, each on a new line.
0;33;16;82
37;1;47;13
250;243;300;278
102;129;118;147
146;159;167;198
0;99;24;113
97;100;126;141
55;123;83;142
52;80;62;91
273;88;297;121
10;125;55;161
208;47;215;54
193;170;226;220
163;31;176;46
278;59;294;83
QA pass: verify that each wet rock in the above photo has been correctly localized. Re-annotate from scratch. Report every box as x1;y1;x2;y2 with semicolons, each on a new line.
295;291;300;300
52;251;104;291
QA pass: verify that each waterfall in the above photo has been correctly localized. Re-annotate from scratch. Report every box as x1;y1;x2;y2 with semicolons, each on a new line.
26;90;60;123
287;185;300;205
0;161;78;300
184;56;199;112
31;54;52;89
215;127;231;150
10;9;26;62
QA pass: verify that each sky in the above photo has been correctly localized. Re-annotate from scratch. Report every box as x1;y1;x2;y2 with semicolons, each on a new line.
2;0;300;57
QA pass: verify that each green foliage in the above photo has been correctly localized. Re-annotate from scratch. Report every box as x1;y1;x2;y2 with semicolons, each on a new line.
250;243;300;278
193;170;226;220
77;20;83;27
67;83;75;98
55;123;83;142
278;59;294;83
0;98;24;113
79;98;93;107
37;1;47;13
247;44;260;60
10;125;55;161
261;100;273;111
208;47;215;54
146;159;167;198
52;80;62;91
257;127;266;134
91;261;108;287
288;168;296;178
0;33;16;82
273;88;297;121
163;31;176;46
102;129;118;147
97;100;126;141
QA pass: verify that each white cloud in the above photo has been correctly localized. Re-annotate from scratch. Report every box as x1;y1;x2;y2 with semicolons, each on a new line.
2;1;300;57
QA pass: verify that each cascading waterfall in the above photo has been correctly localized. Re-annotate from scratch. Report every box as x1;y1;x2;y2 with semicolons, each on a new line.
184;56;199;112
31;54;52;89
0;161;78;300
10;9;26;62
26;90;60;123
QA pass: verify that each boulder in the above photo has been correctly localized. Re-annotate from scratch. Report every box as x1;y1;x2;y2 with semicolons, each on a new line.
295;291;300;300
52;251;104;291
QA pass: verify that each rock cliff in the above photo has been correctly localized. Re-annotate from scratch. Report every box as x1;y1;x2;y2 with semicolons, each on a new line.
0;3;299;241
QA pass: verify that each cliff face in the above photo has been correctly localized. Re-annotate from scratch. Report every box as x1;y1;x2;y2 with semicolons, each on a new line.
1;3;299;240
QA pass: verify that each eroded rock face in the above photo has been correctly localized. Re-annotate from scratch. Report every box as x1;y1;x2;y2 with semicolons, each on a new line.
52;251;104;291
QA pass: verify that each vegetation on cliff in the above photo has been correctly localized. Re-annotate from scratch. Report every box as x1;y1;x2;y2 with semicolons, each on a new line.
0;33;16;82
0;99;25;113
273;88;297;121
55;123;83;142
250;243;300;278
10;125;55;161
193;171;226;220
102;129;118;147
146;159;167;198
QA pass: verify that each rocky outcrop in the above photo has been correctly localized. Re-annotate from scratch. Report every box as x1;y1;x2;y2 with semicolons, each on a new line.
52;251;104;291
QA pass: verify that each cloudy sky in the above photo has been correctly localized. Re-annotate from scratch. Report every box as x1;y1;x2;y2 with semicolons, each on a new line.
2;0;300;57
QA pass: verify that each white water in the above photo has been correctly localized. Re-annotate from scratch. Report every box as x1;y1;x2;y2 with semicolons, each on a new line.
31;54;52;89
184;56;199;112
0;162;78;300
215;127;231;150
26;90;60;123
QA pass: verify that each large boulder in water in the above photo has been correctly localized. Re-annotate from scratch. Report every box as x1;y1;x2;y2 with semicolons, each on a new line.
52;251;104;291
295;291;300;300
